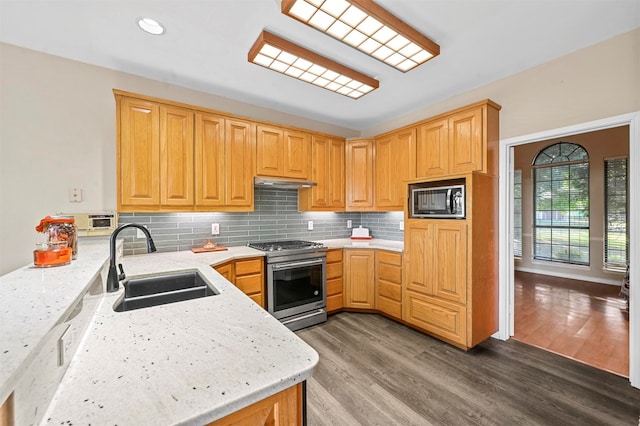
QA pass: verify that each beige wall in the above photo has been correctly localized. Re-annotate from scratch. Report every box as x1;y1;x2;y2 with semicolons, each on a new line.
513;126;629;284
362;28;640;139
1;28;639;275
0;43;358;275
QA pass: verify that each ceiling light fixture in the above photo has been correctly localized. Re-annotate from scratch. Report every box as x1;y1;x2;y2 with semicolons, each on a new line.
248;30;379;99
281;0;440;72
137;18;165;35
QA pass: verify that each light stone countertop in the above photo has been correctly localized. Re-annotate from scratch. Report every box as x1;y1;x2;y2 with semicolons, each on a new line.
0;238;114;405
41;247;318;425
318;238;404;252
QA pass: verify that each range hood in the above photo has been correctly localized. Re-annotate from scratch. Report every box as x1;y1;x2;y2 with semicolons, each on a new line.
254;176;317;189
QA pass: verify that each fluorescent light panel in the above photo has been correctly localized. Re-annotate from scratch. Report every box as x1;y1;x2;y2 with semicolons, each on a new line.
248;30;379;99
282;0;440;72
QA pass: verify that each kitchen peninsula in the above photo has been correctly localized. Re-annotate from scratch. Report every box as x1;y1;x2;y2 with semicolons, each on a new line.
0;241;318;425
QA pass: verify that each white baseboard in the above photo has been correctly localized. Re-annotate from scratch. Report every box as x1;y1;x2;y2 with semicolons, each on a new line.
514;266;621;286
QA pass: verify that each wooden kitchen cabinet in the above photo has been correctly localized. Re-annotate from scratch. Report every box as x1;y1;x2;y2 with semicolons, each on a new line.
345;138;375;211
299;135;345;211
326;249;344;313
375;250;403;320
117;97;195;210
116;91;257;212
194;116;255;210
214;257;265;307
403;172;498;350
256;125;309;179
415;100;500;179
374;128;416;210
207;382;302;426
118;97;161;207
343;249;375;309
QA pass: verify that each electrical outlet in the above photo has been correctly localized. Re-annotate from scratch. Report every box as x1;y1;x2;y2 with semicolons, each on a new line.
136;228;145;239
347;219;352;229
399;221;404;231
308;220;314;231
211;223;220;235
68;188;82;202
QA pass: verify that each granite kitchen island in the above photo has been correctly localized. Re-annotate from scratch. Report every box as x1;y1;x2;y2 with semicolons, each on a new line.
1;242;318;425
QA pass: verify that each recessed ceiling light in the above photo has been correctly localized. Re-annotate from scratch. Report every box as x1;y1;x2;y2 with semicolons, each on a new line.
137;18;165;35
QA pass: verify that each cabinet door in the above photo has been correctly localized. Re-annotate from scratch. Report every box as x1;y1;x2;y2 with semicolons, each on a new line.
346;139;374;210
214;261;233;281
119;97;160;207
300;135;344;210
344;250;375;309
195;113;225;207
416;119;448;178
449;108;483;174
226;119;256;208
328;138;345;208
256;125;284;177
160;106;194;206
433;222;467;304
404;221;434;296
284;130;309;179
375;128;415;210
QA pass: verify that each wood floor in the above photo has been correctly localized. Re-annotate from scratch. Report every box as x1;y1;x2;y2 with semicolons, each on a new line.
512;271;629;377
296;312;640;426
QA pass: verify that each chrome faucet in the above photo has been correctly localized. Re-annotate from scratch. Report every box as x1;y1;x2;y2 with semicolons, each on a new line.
107;223;157;293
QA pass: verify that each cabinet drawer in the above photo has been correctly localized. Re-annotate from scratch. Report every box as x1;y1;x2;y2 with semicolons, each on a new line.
327;294;343;313
377;280;401;302
327;277;343;296
377;263;401;284
235;274;263;295
235;258;263;276
377;297;401;320
326;249;343;263
377;250;402;266
326;262;343;280
404;291;466;346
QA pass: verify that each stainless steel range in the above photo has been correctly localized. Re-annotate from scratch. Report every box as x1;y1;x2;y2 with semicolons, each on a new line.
247;240;327;331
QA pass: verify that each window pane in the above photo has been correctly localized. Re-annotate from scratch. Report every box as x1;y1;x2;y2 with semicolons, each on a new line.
513;170;522;258
533;143;589;265
604;157;628;269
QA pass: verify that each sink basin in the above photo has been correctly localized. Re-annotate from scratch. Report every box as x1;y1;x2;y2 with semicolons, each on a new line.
113;270;218;312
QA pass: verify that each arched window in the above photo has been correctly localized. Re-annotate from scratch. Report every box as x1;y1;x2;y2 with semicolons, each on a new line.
533;142;589;265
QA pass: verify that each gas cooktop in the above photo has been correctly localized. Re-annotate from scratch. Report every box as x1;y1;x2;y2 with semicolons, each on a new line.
247;240;325;253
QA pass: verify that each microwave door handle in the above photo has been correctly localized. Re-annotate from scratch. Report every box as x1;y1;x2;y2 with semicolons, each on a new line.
447;188;454;214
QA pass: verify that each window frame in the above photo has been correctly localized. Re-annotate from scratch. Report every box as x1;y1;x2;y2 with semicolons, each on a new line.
603;156;629;271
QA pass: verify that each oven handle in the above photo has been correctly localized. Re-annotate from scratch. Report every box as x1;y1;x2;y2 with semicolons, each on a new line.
271;258;325;270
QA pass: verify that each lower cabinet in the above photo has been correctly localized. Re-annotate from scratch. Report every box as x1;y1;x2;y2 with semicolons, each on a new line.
207;382;302;426
403;291;467;347
375;250;402;320
326;249;344;313
214;257;265;307
343;249;375;309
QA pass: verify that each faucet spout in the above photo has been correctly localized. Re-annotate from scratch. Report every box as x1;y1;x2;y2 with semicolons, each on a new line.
106;223;157;293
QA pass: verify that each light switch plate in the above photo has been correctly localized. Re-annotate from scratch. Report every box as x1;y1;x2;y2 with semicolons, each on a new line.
347;220;352;229
399;221;404;231
68;188;82;203
308;221;313;231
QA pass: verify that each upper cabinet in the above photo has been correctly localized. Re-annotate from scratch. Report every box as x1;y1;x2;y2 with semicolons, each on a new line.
345;139;375;211
416;100;500;179
116;91;256;212
195;113;255;210
299;135;345;211
256;125;310;179
374;128;416;210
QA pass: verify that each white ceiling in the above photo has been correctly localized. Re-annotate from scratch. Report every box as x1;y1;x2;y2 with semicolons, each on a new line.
1;0;639;131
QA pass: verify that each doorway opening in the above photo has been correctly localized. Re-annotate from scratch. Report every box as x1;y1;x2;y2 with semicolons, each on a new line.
497;112;639;389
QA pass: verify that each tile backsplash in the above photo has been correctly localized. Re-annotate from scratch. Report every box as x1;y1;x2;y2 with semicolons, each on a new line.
118;187;404;255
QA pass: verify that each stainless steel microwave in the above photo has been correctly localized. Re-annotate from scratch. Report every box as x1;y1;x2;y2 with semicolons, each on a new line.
409;179;466;219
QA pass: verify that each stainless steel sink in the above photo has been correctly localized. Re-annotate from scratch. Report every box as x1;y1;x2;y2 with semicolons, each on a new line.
113;270;218;312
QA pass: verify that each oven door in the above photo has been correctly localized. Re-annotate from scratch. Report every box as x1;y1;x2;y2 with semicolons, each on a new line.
267;257;326;320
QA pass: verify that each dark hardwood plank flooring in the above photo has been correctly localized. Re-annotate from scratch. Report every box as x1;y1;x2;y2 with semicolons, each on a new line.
297;312;640;426
513;271;629;376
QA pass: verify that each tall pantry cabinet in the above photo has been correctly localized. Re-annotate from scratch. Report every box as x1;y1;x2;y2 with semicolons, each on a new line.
402;100;501;350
